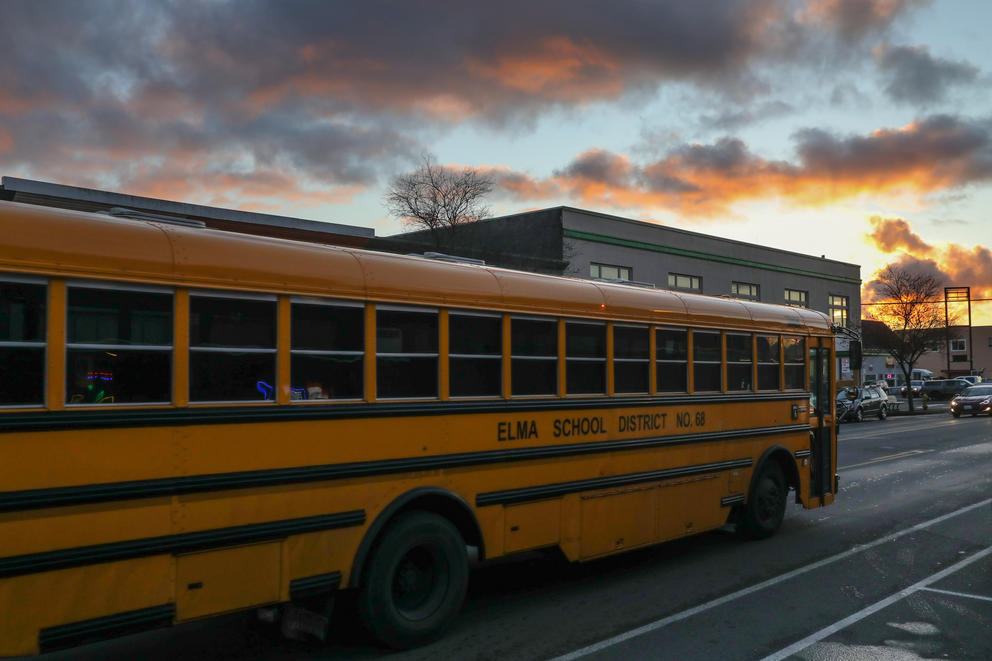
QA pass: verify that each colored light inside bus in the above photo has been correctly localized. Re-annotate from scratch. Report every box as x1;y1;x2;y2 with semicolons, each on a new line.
86;371;114;382
256;380;274;400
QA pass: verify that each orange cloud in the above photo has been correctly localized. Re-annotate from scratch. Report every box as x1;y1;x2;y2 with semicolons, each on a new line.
863;217;992;325
466;37;620;100
489;116;992;216
867;216;933;254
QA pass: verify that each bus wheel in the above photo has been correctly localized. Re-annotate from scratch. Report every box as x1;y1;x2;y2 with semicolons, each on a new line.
742;462;787;540
357;511;468;649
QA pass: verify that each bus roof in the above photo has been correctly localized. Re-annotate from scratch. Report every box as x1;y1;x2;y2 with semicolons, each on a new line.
0;200;831;335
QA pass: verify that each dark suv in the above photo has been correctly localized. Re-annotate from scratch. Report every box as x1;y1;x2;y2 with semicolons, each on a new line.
920;378;971;401
836;384;889;422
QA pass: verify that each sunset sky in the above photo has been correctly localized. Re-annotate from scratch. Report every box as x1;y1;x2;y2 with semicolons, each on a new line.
2;1;990;323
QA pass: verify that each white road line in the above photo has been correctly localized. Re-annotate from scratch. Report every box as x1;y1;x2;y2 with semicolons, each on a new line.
839;449;932;470
548;498;991;661
760;545;992;661
919;587;992;603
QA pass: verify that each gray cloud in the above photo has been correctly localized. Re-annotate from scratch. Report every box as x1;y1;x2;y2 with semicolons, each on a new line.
876;44;980;104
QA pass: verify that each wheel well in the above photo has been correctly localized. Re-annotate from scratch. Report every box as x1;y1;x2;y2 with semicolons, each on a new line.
349;487;484;588
751;446;801;504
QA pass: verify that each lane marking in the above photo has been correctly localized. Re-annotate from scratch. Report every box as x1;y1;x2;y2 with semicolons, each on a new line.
760;545;992;661
839;420;959;441
919;587;992;603
839;449;933;470
548;498;991;661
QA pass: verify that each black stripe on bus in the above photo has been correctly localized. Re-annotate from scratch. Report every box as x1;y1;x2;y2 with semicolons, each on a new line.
1;392;807;433
0;510;365;580
794;449;811;458
39;604;176;653
0;424;809;513
290;571;342;601
721;494;745;507
475;458;754;506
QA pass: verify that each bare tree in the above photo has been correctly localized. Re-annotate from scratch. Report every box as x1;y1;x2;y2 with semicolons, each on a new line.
384;154;494;249
864;265;952;411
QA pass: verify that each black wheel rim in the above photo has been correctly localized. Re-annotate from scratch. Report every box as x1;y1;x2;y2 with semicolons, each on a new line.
391;544;449;621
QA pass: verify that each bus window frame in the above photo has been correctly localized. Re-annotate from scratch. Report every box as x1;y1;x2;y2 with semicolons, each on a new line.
448;309;503;400
65;279;175;407
374;304;440;401
510;314;559;398
288;296;365;403
0;274;48;409
188;289;278;405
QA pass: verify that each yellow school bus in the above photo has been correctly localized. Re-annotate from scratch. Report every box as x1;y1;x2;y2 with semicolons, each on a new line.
0;200;836;655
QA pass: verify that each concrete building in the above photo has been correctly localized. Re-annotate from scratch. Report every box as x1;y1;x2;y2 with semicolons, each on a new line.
914;325;991;381
0;176;374;247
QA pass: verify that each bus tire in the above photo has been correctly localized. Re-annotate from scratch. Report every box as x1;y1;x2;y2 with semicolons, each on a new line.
357;511;468;649
741;462;787;540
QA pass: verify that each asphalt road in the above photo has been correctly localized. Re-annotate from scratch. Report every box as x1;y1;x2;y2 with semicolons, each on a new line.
31;414;992;661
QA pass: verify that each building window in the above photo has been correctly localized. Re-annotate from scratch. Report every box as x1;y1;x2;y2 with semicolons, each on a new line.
613;325;649;394
190;293;275;402
829;295;848;327
566;322;606;395
511;317;557;396
668;273;701;292
0;278;46;406
949;338;966;352
449;312;502;397
731;282;759;301
291;300;364;400
591;263;631;281
784;289;808;308
376;308;439;399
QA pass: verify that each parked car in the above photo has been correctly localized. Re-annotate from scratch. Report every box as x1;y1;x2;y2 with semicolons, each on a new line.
899;380;924;397
920;378;972;401
959;375;983;386
950;385;992;417
836;384;889;422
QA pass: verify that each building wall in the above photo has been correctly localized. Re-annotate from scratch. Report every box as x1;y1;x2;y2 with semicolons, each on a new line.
559;208;861;322
914;325;991;379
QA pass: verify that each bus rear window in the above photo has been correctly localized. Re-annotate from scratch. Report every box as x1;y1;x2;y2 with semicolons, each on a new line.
0;280;46;405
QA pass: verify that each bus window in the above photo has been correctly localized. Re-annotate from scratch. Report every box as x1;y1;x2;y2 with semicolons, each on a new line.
726;333;753;391
757;335;781;390
449;312;501;397
66;285;172;404
784;336;806;390
613;325;649;394
290;301;364;400
0;278;46;405
511;317;557;396
566;322;606;395
693;330;722;392
656;328;687;392
376;308;438;399
190;294;276;402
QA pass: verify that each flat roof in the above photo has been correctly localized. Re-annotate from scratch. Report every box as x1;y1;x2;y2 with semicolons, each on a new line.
0;176;373;238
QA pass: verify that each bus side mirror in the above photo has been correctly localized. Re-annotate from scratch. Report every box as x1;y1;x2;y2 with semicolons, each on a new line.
850;341;863;370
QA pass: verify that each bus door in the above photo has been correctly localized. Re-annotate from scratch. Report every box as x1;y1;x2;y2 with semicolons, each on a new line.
808;343;834;499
